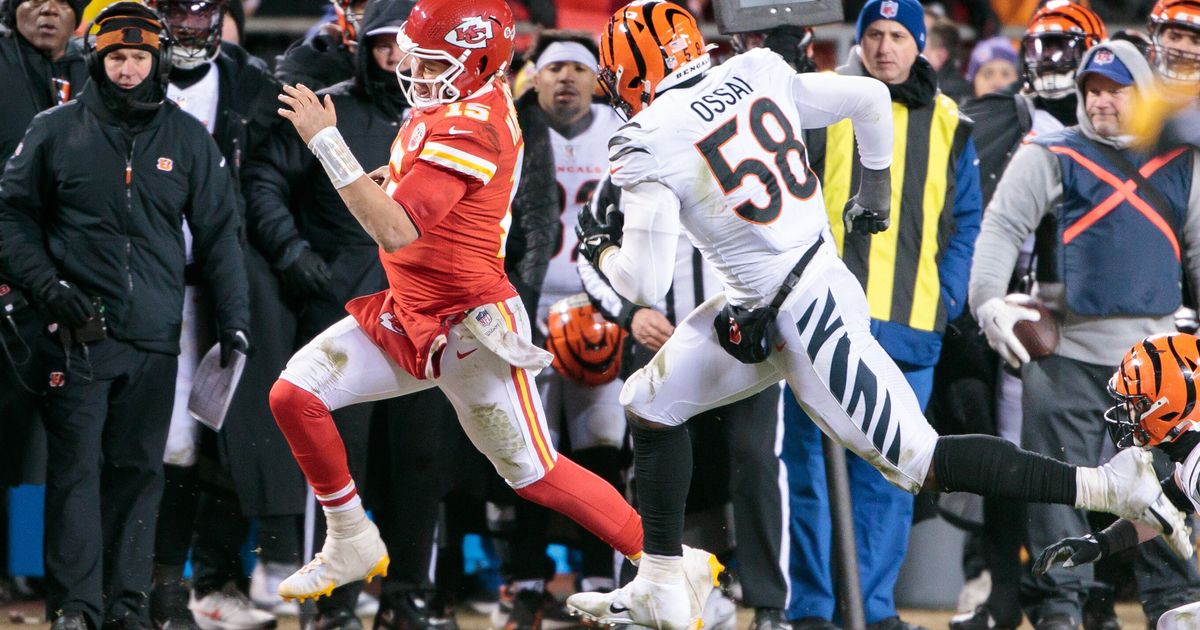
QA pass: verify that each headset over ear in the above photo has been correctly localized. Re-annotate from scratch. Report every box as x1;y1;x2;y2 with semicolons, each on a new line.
84;1;174;85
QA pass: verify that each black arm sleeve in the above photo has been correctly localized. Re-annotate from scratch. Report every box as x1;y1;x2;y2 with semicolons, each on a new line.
187;135;250;333
0;115;59;292
241;127;312;269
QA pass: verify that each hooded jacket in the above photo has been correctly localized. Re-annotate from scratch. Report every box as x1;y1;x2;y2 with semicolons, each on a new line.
0;82;249;353
242;0;410;331
970;40;1200;366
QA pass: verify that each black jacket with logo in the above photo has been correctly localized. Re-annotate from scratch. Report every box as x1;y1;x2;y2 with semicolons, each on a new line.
0;82;250;354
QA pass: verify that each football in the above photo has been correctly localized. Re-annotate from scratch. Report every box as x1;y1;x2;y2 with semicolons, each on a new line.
1006;294;1058;359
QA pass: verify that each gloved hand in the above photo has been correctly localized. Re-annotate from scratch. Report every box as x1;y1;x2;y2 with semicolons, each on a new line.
1075;448;1161;520
282;248;332;298
220;329;250;368
1135;492;1195;559
36;277;96;329
843;166;891;234
576;203;622;267
976;296;1041;369
1034;535;1104;574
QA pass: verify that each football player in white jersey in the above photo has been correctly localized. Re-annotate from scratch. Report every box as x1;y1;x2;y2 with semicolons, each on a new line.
1034;333;1200;630
564;3;1192;629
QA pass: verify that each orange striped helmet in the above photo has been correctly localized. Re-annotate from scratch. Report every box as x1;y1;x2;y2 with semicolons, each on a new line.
599;0;711;119
1106;333;1200;448
1022;0;1107;97
545;295;625;387
1149;0;1200;81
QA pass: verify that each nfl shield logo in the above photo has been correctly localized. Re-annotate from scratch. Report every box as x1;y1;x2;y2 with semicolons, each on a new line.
49;371;65;388
880;0;899;18
475;310;492;327
1094;50;1115;64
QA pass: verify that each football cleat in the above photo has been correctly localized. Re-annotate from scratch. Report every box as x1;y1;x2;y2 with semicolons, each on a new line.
565;575;695;630
681;545;726;621
278;521;389;602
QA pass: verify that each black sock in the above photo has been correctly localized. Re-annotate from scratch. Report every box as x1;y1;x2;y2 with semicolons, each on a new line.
631;422;691;557
932;435;1076;504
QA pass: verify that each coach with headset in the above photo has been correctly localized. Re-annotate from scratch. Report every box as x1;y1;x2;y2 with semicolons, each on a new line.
0;4;248;629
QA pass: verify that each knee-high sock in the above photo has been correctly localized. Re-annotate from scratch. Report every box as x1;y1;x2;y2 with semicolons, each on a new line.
269;380;358;510
514;455;643;558
630;422;692;557
932;435;1075;504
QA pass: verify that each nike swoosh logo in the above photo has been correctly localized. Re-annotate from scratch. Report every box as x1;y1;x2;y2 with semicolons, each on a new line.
609;166;623;175
456;348;478;360
448;126;472;135
608;604;630;614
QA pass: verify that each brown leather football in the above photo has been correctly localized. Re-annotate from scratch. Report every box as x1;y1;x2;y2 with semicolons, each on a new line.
1006;295;1058;359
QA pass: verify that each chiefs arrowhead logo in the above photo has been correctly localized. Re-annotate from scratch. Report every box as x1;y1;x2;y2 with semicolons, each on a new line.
445;16;493;49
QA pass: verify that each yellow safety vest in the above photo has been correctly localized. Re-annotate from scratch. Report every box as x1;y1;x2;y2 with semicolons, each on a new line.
810;92;969;333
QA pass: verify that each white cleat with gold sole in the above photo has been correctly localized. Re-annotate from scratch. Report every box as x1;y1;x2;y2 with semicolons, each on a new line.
277;520;389;603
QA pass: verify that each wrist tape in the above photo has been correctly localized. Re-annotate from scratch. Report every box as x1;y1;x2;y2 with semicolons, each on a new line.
307;126;364;189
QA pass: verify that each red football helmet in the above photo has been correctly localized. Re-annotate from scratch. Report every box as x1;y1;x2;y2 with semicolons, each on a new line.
395;0;515;109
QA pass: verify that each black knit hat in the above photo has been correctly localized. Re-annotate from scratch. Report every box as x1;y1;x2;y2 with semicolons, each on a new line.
1;0;90;29
92;1;164;59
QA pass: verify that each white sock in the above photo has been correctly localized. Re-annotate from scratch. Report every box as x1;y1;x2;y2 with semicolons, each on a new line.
325;503;370;539
637;553;683;584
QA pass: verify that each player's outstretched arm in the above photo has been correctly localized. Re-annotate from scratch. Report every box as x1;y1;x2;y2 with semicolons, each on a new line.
791;72;892;171
278;83;419;252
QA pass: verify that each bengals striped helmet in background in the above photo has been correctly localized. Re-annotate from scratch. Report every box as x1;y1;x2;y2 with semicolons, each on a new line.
598;0;711;120
1149;0;1200;82
1021;0;1106;98
545;295;625;387
1106;333;1200;448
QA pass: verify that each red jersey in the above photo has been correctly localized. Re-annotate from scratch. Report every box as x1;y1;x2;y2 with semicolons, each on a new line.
382;79;523;318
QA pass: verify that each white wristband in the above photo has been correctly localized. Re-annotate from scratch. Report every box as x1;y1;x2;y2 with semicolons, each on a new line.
307;126;364;189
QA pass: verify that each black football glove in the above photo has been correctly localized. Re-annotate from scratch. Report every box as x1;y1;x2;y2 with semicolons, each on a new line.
282;248;332;298
843;165;891;235
220;329;250;368
576;203;622;268
1033;535;1104;574
36;277;96;329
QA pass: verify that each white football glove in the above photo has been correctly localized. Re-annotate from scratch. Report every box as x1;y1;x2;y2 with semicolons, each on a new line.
976;295;1040;369
1075;448;1161;520
1136;492;1195;559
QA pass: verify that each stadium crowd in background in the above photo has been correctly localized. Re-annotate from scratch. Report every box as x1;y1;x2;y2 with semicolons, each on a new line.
2;1;1200;630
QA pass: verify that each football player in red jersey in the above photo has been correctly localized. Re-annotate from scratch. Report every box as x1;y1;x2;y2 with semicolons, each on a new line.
269;0;723;608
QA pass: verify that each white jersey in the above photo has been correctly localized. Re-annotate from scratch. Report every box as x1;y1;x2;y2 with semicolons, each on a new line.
608;49;892;309
538;104;625;321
